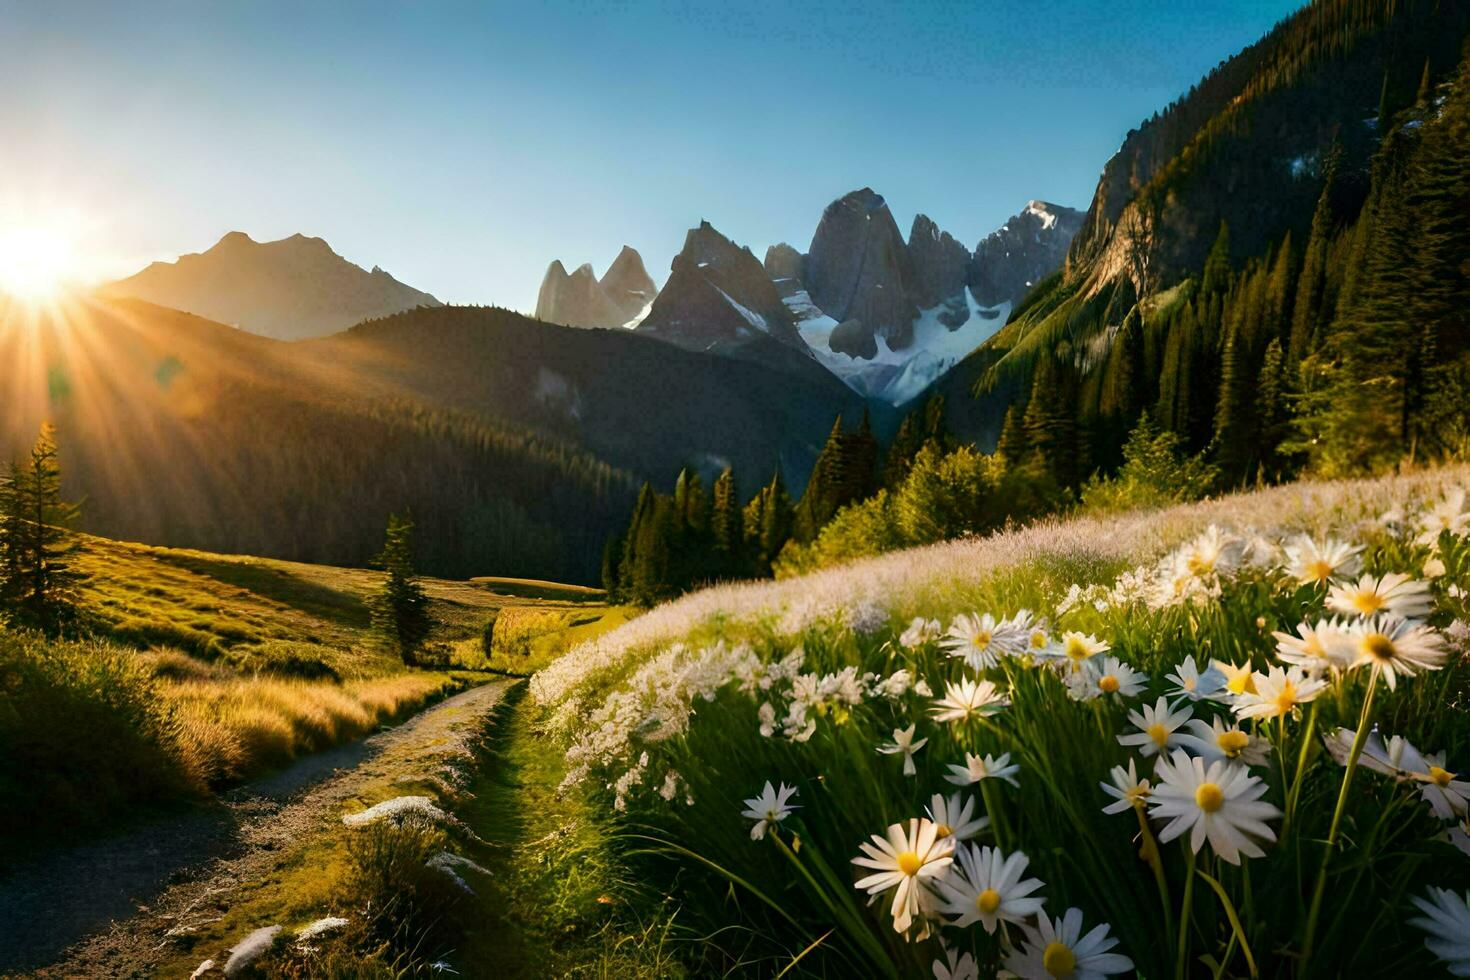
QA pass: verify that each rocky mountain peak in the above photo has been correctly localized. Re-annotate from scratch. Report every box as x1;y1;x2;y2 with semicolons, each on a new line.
805;187;919;354
969;200;1085;307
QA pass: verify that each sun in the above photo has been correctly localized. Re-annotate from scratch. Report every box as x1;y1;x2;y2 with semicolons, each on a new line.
0;223;80;302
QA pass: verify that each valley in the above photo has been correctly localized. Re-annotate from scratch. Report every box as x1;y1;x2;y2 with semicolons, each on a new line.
2;0;1469;977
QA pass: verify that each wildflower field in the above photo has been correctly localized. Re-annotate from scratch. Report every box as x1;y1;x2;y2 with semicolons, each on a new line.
530;468;1470;978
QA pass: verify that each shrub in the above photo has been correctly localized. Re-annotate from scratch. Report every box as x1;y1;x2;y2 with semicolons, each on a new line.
0;631;201;856
1081;411;1217;514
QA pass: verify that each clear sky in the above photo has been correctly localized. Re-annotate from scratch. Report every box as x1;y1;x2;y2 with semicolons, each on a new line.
0;0;1302;313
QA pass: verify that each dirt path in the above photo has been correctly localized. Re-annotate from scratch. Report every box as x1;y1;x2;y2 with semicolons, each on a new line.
0;680;510;978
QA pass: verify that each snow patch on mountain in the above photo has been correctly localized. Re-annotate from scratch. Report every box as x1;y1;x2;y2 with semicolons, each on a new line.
789;290;1009;404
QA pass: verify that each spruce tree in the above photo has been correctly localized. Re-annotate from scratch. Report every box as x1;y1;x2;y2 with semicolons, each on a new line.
0;425;82;632
711;468;741;575
370;512;430;666
1202;221;1232;295
996;403;1026;464
600;533;622;597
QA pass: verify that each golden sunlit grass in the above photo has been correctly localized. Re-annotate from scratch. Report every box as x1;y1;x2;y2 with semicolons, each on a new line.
163;669;463;786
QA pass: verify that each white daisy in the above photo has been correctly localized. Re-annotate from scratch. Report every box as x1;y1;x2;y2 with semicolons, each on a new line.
1233;665;1328;721
900;616;942;649
1149;750;1281;864
1212;659;1258;697
852;818;955;934
1085;656;1147;700
1408;887;1470;976
1326;572;1433;621
1176;716;1271;767
741;781;798;841
1165;654;1227;702
1416;487;1470;546
942;612;1025;670
1337;615;1448;691
945;751;1020;788
1003;907;1134;979
1054;631;1110;673
1179;525;1248;578
1406;752;1470;820
1100;758;1152;814
930;677;1010;724
925;791;990;841
1324;727;1429;777
932;843;1045;933
877;724;928;777
931;944;979;980
1116;696;1194;757
1283;534;1363;585
1272;618;1353;676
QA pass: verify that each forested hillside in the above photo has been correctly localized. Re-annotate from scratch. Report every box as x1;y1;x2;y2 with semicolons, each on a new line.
0;297;870;583
942;0;1470;486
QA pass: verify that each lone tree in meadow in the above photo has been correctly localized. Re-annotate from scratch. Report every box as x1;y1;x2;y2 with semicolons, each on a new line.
370;512;430;666
0;423;82;633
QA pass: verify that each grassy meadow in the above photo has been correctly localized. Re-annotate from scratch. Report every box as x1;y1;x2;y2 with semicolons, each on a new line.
527;466;1470;978
0;531;613;862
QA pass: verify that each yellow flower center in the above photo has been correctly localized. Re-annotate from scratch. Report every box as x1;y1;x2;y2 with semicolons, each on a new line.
976;888;1002;914
1099;675;1120;694
973;630;992;649
1217;730;1251;756
1065;638;1090;662
1188;554;1215;575
1274;685;1298;715
1352;590;1386;615
934;824;952;839
1031;630;1049;649
1431;766;1455;787
896;851;923;876
1226;671;1256;695
1303;635;1327;659
1363;633;1397;662
1147;723;1169;748
1042;941;1077;977
1195;782;1225;813
1307;559;1334;582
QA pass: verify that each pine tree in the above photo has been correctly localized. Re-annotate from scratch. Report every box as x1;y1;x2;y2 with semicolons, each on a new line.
0;425;82;632
995;403;1027;464
1202;221;1232;295
1021;356;1080;488
1289;146;1340;362
600;533;622;596
883;413;923;487
370;512;430;665
710;468;741;574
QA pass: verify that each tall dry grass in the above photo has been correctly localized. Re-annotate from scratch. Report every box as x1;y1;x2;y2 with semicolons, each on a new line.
165;672;460;786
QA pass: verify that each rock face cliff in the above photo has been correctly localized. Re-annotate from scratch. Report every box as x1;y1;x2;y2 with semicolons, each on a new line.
968;201;1085;307
102;231;441;341
803;188;920;355
636;221;804;352
535;246;658;328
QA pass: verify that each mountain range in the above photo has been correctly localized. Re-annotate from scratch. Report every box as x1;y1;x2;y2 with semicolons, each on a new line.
535;191;1082;404
101;231;441;340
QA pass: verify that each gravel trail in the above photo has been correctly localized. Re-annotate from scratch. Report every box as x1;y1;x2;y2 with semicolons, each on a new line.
0;680;510;978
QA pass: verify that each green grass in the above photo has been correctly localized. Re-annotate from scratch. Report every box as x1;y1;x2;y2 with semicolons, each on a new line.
532;477;1470;978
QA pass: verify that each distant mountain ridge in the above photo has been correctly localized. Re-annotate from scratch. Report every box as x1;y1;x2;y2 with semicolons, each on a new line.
535;245;658;328
102;231;440;341
531;191;1082;405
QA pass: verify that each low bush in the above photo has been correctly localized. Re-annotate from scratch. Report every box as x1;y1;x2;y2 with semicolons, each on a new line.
0;632;202;858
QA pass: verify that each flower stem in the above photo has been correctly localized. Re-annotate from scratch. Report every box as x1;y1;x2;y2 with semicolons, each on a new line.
1136;805;1174;942
1301;673;1378;966
1176;845;1196;980
1284;699;1321;836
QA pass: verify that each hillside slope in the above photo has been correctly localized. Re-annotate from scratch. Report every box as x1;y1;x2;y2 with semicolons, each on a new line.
934;0;1470;466
0;296;870;582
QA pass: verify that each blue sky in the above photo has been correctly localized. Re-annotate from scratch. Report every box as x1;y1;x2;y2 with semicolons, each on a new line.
0;0;1301;312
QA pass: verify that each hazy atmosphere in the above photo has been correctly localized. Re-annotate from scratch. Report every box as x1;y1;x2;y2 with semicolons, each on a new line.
1;0;1297;307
